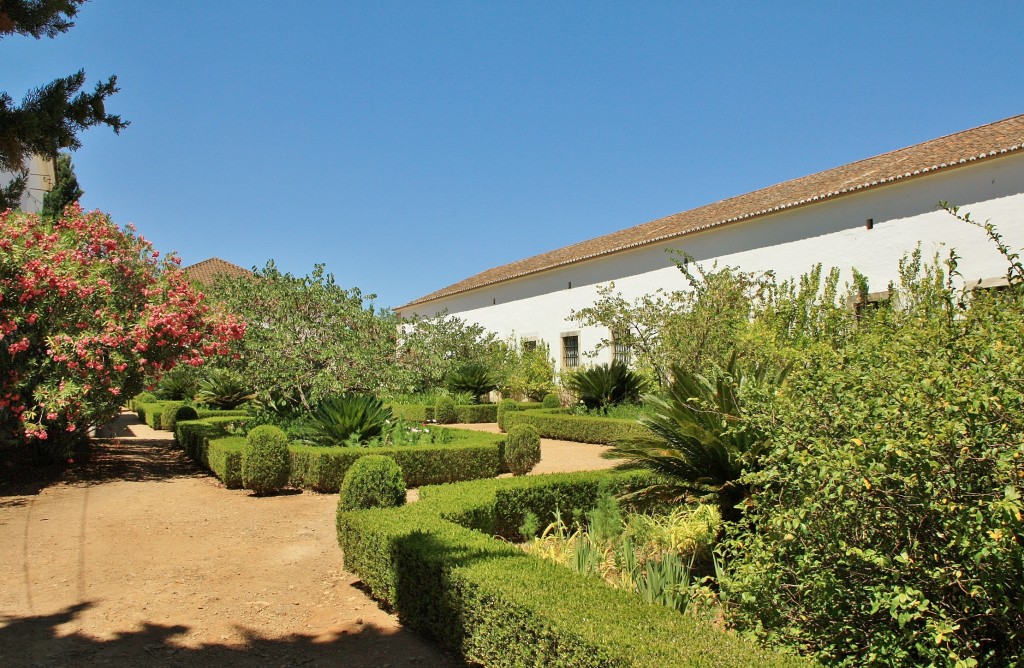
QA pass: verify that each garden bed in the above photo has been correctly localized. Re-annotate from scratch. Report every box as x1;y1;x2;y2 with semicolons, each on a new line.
336;471;811;667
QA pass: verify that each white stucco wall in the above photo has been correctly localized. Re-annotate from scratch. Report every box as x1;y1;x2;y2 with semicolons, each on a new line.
0;154;55;213
400;152;1024;372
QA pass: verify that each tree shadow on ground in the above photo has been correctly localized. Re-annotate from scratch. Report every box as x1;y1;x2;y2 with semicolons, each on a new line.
0;601;463;667
0;438;208;505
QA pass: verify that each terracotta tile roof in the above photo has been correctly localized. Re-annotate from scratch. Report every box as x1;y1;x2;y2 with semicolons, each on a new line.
182;257;252;285
403;113;1024;309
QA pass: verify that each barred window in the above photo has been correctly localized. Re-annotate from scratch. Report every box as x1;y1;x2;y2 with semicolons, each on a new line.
523;339;538;353
562;335;579;368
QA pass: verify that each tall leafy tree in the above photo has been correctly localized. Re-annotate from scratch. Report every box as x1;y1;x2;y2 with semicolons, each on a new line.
0;0;126;210
40;152;82;217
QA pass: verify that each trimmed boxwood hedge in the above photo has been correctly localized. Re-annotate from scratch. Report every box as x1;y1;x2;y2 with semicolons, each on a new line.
336;471;812;667
138;400;183;429
175;417;506;492
289;430;504;492
503;408;649;444
389;403;504;424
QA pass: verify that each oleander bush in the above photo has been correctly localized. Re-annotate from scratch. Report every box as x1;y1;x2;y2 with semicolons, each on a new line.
241;425;291;494
339;454;405;511
505;423;541;476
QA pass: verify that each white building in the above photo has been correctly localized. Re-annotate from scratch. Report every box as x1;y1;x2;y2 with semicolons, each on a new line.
0;154;56;213
398;114;1024;372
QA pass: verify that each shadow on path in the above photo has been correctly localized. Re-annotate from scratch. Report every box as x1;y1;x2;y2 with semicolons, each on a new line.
0;602;461;667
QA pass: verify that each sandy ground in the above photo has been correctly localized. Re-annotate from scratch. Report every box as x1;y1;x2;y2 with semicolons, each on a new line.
0;416;622;667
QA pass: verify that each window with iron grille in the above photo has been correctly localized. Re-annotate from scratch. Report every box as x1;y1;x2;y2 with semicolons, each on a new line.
562;335;579;368
523;339;537;353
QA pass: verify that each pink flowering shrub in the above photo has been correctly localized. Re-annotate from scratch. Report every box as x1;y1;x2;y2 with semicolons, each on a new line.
0;206;245;458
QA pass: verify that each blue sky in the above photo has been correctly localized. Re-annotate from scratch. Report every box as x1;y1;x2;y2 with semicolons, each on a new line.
5;1;1023;309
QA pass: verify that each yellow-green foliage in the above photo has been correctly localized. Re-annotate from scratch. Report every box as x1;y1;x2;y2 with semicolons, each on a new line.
242;425;291;494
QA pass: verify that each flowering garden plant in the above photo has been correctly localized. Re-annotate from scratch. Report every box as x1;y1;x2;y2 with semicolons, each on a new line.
0;206;245;458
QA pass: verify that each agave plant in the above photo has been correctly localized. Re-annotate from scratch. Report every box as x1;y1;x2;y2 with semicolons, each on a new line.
446;363;498;403
607;352;791;511
305;393;394;447
195;368;255;409
564;362;649;414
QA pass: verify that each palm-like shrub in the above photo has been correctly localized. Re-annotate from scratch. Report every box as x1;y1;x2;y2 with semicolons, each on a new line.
306;393;393;446
564;362;649;414
338;455;405;510
446;363;497;403
196;368;255;410
607;353;790;509
155;367;200;400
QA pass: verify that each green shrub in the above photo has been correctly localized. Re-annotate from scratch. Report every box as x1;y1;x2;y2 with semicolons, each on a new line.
388;404;431;423
159;401;189;432
725;291;1024;666
306;393;394;446
564;361;649;414
434;395;457;424
196;368;254;409
289;430;502;492
453;403;496;423
505;424;541;476
132;391;156;411
166;404;199;432
155;366;200;400
446;363;497;403
139;400;179;429
503;408;649;445
497;399;518;431
336;471;808;667
541;392;561;409
339;455;405;511
241;425;291;494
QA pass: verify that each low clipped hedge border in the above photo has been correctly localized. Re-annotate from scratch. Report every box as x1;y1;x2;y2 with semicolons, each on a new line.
388;403;503;424
139;401;249;430
337;472;810;667
503;408;649;445
175;418;506;492
289;430;504;492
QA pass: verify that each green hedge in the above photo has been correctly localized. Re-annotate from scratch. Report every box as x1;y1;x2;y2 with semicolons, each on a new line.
337;471;811;667
138;400;183;429
175;417;505;492
196;408;251;419
389;403;501;424
289;430;504;492
503;408;649;444
175;417;246;487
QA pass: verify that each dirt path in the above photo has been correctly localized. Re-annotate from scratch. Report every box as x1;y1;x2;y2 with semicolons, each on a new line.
0;435;459;667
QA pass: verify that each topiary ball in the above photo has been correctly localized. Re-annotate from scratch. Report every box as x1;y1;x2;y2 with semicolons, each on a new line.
505;423;541;476
170;404;199;435
497;399;519;431
434;395;457;424
542;393;561;409
242;425;291;495
339;455;405;511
